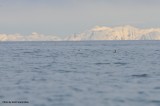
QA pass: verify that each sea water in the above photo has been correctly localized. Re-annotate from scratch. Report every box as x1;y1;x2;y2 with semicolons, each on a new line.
0;41;160;106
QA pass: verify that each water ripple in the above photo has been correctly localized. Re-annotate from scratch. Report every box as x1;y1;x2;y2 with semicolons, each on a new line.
131;74;148;78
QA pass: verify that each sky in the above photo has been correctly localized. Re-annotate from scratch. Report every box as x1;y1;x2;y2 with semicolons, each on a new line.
0;0;160;36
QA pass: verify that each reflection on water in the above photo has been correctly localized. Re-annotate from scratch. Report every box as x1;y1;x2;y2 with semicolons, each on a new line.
0;41;160;106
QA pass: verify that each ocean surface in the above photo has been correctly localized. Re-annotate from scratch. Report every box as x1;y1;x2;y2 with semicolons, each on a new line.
0;41;160;106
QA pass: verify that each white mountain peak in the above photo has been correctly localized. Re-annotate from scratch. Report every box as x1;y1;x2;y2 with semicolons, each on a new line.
91;26;112;32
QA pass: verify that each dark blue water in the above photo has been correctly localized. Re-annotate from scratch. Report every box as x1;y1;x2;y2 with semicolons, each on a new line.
0;41;160;106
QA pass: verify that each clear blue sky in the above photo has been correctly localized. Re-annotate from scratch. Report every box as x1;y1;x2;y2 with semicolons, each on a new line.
0;0;160;36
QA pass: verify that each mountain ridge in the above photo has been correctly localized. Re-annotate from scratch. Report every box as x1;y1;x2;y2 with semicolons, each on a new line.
1;25;160;41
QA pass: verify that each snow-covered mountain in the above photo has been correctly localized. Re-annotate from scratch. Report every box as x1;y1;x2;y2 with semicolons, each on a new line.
0;32;61;41
66;25;160;40
1;25;160;41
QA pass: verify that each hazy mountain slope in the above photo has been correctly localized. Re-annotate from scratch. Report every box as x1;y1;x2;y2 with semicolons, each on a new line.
0;32;61;41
